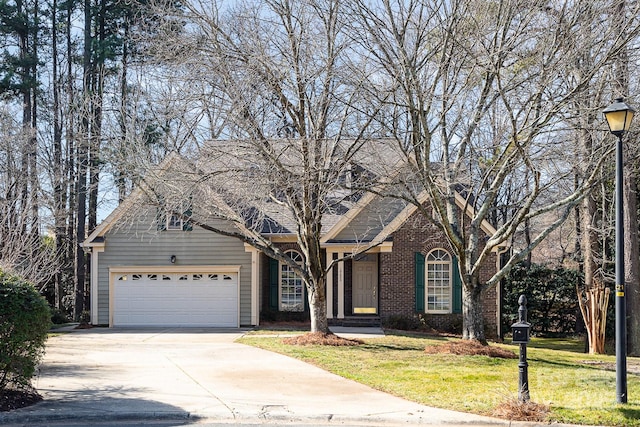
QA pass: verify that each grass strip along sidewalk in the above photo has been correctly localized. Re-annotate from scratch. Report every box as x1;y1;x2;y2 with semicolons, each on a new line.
238;332;640;426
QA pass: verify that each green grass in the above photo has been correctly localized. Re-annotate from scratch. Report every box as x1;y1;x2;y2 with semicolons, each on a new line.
238;333;640;426
243;329;305;336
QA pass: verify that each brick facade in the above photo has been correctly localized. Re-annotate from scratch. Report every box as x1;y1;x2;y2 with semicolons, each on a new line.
259;209;500;338
379;210;499;338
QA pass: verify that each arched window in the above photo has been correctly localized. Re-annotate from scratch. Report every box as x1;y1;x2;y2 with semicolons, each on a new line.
426;249;452;313
280;250;304;312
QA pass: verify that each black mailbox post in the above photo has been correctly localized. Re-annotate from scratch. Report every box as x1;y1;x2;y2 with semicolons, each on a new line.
512;321;530;344
511;295;531;402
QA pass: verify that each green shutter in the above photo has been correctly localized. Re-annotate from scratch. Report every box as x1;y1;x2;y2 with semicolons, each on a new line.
269;257;279;310
156;196;166;231
415;252;425;312
182;199;193;231
452;256;462;314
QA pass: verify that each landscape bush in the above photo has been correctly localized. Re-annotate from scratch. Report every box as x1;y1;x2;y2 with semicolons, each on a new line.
0;271;51;391
502;263;581;336
383;314;435;331
50;307;69;325
260;308;309;323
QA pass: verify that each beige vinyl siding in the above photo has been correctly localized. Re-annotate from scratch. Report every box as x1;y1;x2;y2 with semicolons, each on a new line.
332;197;406;242
96;207;252;326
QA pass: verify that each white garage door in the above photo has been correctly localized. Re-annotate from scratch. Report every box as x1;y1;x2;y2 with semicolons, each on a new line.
113;271;238;327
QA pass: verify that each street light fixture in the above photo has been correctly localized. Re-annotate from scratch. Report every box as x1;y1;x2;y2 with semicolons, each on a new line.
604;98;635;135
603;97;635;404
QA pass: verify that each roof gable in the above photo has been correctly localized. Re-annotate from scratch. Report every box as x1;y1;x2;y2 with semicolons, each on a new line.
82;152;183;247
322;190;498;248
85;142;498;250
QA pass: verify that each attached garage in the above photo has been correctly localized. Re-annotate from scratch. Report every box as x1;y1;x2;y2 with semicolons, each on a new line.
110;266;240;327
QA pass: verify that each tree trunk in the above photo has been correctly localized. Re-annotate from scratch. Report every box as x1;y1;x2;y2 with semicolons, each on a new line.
117;19;129;203
29;0;39;240
52;0;64;310
462;282;486;344
75;0;92;320
610;0;640;356
17;0;30;237
577;279;610;355
299;216;330;334
307;277;329;333
582;192;599;289
624;154;640;355
88;0;105;233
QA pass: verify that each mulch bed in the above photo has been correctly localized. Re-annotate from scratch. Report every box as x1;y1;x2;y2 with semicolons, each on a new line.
424;339;517;359
283;332;363;346
581;359;640;375
0;386;42;412
491;399;550;422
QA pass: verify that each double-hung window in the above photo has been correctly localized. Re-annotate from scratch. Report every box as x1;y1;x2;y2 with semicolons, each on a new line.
157;198;193;232
167;211;184;230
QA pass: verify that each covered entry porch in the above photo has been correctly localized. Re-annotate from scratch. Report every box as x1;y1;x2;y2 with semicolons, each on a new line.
325;244;392;324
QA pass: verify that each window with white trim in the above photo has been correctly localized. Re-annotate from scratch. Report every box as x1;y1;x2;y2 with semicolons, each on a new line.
167;212;184;230
157;199;193;231
426;249;452;313
280;250;304;312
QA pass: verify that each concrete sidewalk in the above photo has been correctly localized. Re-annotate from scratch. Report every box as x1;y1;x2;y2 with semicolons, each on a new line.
0;328;557;426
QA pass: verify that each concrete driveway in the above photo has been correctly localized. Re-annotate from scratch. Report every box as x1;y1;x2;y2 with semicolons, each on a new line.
1;328;530;426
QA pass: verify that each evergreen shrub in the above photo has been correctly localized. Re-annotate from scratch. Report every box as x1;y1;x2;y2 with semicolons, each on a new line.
502;263;581;336
0;271;50;391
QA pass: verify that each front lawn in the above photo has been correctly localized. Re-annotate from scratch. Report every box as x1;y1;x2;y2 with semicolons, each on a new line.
238;332;640;426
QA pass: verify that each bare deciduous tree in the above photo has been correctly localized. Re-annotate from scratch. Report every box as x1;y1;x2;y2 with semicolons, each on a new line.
348;0;640;342
137;0;384;333
0;111;60;286
129;0;640;343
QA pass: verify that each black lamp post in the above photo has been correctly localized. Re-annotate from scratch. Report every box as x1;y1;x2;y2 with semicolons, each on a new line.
603;97;635;404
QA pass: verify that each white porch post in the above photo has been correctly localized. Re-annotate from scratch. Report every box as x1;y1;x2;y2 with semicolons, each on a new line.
89;246;104;325
326;250;334;319
250;248;260;326
245;244;260;326
338;251;345;319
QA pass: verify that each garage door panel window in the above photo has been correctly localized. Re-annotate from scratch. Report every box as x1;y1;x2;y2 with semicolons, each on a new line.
280;250;304;312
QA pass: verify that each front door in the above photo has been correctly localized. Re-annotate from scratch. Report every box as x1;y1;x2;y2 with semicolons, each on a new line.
353;257;378;314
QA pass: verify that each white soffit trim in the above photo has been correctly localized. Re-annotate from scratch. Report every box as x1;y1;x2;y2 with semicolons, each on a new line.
319;241;393;253
109;265;242;274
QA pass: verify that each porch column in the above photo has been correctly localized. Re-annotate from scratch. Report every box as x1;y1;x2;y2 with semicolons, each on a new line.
326;250;334;319
338;251;345;319
88;245;104;325
250;248;260;326
244;244;260;326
